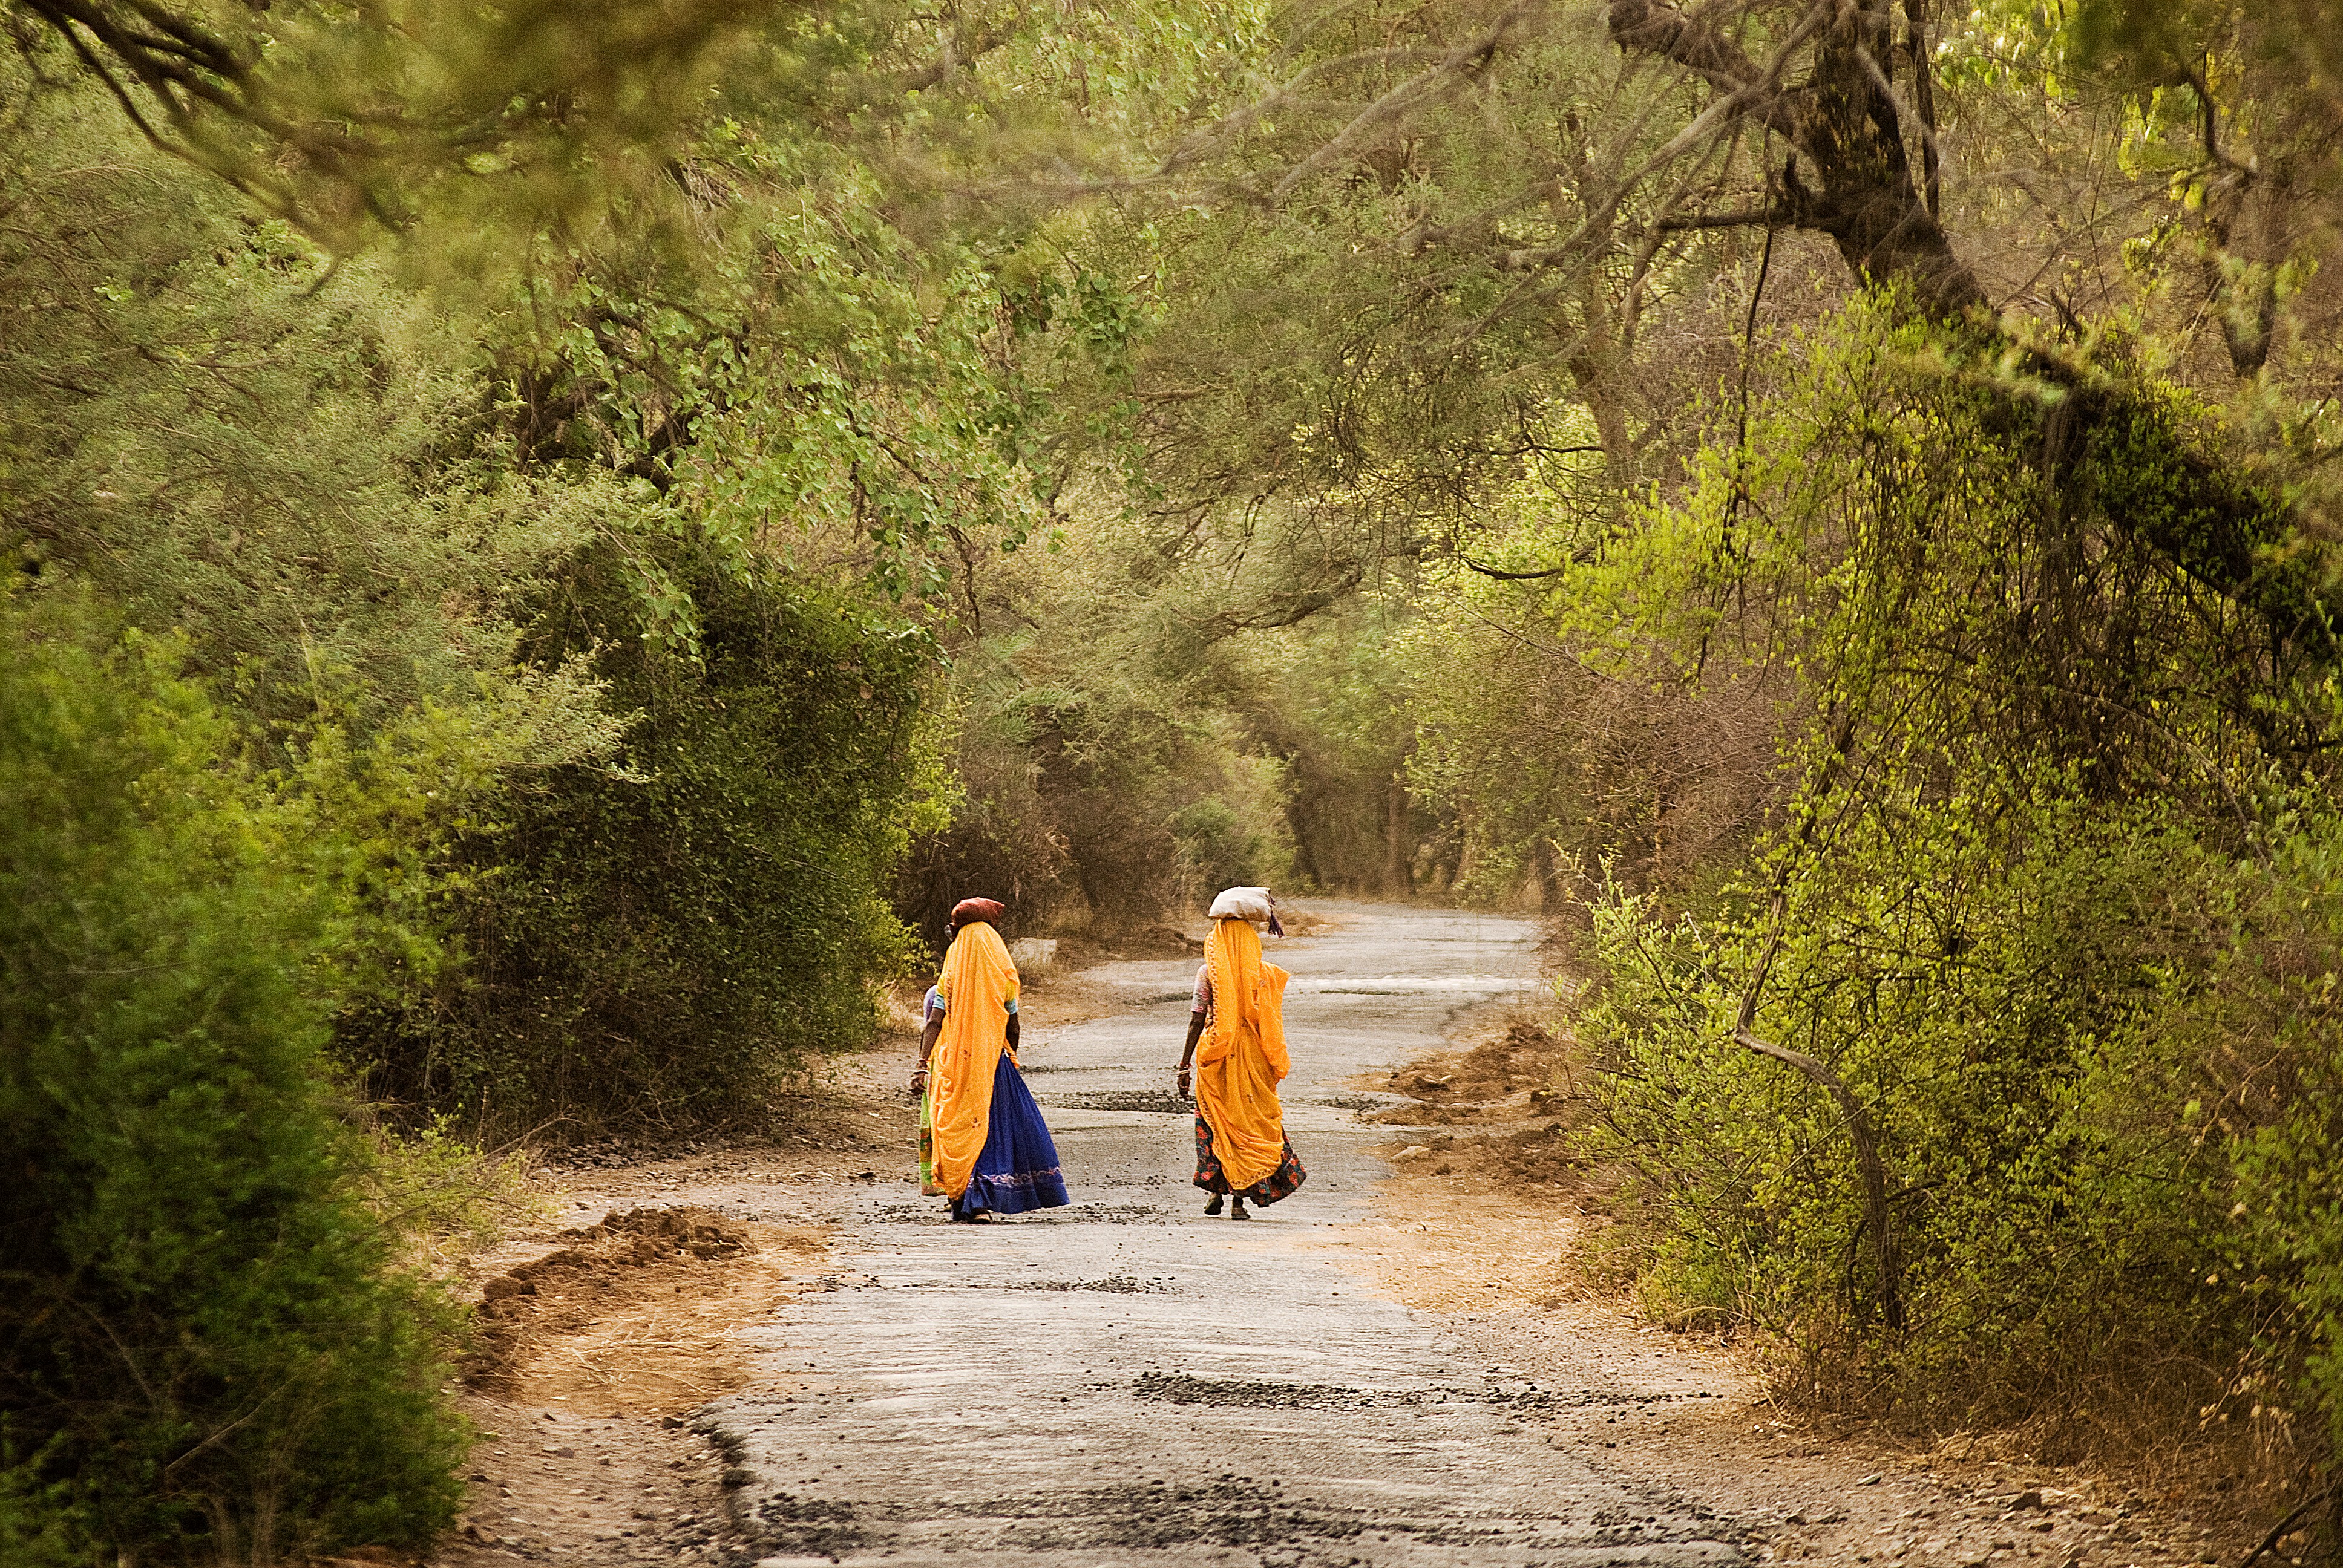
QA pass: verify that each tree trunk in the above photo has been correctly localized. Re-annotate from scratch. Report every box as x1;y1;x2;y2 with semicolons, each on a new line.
1605;0;1982;314
1604;0;2333;659
2201;173;2285;377
1384;772;1410;897
1529;834;1566;916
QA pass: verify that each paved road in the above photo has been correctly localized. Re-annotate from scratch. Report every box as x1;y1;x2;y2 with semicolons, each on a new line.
707;904;1748;1568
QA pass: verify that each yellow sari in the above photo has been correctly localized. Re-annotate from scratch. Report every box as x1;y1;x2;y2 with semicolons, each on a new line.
926;921;1021;1200
1194;917;1293;1191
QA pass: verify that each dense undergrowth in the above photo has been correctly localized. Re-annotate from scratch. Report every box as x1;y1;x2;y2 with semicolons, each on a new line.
0;598;468;1563
348;552;939;1129
1506;306;2343;1482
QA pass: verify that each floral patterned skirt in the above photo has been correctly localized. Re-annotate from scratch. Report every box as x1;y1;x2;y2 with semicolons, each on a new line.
1193;1116;1306;1205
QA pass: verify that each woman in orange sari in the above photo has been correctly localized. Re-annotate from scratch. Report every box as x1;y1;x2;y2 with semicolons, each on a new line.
913;898;1069;1223
1175;887;1306;1219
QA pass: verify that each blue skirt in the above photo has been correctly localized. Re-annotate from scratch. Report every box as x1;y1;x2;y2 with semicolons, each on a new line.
955;1054;1070;1218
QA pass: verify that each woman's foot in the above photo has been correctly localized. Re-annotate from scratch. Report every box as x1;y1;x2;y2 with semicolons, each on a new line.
1230;1198;1251;1220
1203;1195;1224;1216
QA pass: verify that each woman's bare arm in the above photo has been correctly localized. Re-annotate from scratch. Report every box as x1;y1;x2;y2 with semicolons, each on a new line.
1176;1013;1205;1097
913;1017;940;1096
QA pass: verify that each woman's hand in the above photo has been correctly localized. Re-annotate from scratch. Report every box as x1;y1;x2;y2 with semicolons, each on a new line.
1175;1066;1191;1099
909;1065;929;1101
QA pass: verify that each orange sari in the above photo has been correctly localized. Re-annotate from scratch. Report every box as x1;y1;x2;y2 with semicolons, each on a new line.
1193;917;1293;1191
926;921;1020;1200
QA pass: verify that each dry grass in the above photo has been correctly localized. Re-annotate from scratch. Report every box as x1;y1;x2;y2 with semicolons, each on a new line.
877;979;929;1036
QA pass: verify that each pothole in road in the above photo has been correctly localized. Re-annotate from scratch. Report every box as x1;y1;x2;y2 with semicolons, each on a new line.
1316;1093;1400;1112
1007;1274;1170;1293
749;1492;869;1558
1130;1373;1727;1419
1134;1371;1384;1410
1498;1388;1725;1415
894;1273;1173;1292
741;1479;1743;1558
1038;1089;1195;1113
990;1482;1381;1552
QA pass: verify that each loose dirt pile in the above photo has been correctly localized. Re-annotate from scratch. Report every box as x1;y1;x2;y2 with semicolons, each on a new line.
1355;1007;1622;1222
428;1205;833;1568
466;1207;826;1419
1372;1018;1576;1127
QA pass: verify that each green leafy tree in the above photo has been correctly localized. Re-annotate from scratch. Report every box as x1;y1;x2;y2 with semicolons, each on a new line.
350;551;942;1128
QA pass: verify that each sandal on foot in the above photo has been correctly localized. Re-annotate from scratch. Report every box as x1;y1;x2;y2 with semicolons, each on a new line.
1230;1201;1251;1220
1203;1195;1224;1216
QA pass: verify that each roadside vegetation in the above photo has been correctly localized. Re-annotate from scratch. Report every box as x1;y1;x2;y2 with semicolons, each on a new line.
7;0;2343;1558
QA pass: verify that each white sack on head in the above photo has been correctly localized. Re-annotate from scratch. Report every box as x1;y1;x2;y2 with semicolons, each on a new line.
1207;886;1272;922
1206;886;1284;935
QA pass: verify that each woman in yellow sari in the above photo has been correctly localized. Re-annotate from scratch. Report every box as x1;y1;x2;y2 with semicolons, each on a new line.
1175;887;1306;1219
913;898;1069;1223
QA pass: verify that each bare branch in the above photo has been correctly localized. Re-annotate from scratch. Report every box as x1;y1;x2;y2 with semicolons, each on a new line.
1264;5;1541;206
1651;204;1777;230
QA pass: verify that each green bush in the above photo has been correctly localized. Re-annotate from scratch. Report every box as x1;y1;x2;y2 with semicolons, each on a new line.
1582;783;2236;1422
1559;299;2343;1458
1169;765;1296;903
351;550;940;1130
1582;765;2343;1465
2183;807;2343;1459
0;596;466;1563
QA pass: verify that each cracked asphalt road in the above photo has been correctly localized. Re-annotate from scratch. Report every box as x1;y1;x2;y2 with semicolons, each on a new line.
706;904;1749;1568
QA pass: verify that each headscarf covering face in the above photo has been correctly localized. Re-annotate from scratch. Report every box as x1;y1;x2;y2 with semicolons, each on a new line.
928;917;1020;1199
1194;915;1293;1190
949;897;1006;930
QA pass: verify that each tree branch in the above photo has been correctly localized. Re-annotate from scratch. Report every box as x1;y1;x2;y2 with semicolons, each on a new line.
1606;0;1984;314
1652;204;1779;230
1463;558;1568;579
2237;1484;2341;1568
1728;704;1906;1333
